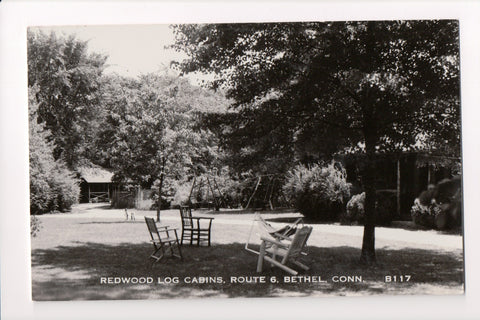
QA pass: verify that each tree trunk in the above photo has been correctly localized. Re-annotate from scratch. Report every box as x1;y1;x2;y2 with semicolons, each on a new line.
156;157;166;222
156;173;164;222
360;21;379;265
360;120;377;264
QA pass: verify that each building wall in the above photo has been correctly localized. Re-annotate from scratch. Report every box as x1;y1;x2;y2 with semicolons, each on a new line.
338;152;455;220
79;180;112;203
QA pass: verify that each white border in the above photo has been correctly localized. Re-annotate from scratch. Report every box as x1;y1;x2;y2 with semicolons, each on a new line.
1;1;479;319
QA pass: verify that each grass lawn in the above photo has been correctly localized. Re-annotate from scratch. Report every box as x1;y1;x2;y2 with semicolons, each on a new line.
31;204;464;300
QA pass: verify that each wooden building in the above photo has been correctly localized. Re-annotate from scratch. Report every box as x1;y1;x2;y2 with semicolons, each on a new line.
335;152;460;220
79;167;114;203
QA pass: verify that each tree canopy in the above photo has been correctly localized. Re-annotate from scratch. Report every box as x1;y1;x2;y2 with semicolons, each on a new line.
29;88;80;214
172;20;460;262
97;73;229;186
28;30;107;168
27;24;461;260
27;30;231;218
95;72;230;219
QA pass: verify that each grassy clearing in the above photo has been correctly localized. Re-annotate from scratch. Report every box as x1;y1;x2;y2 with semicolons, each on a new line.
31;205;464;300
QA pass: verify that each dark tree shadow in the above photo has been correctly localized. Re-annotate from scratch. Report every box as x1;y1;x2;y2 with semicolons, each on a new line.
31;242;464;300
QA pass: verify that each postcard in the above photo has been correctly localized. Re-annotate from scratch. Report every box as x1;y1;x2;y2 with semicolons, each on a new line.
2;1;480;320
27;21;464;301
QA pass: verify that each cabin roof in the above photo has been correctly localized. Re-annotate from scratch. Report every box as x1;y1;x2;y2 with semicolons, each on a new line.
79;167;114;183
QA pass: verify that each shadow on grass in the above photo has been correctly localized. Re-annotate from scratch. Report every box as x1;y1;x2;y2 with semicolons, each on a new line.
31;242;464;301
201;208;297;215
78;221;147;225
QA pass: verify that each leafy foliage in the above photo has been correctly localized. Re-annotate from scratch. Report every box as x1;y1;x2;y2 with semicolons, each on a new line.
96;72;230;215
29;90;80;214
173;20;460;261
283;162;351;221
30;215;42;237
411;176;462;229
411;201;441;229
345;192;366;223
177;167;246;208
344;192;395;226
172;21;460;159
28;30;107;167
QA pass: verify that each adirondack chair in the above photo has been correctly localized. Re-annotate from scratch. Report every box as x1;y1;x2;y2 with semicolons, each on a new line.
245;212;303;254
179;206;214;246
256;226;313;275
144;217;182;265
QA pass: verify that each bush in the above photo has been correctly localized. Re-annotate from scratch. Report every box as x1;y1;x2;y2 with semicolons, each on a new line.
172;168;244;209
30;215;42;237
30;169;52;214
49;164;80;212
29;99;79;214
411;198;461;230
344;191;395;226
283;162;351;221
30;161;80;214
411;176;462;230
345;192;365;222
342;192;396;225
111;190;136;209
172;182;192;207
411;202;442;229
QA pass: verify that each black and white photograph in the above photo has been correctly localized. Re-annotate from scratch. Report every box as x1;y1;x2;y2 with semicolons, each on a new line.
27;21;463;300
2;1;480;319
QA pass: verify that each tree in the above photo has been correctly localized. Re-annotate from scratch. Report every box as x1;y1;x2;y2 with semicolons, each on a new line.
29;89;80;214
27;30;107;168
97;72;229;220
172;21;460;263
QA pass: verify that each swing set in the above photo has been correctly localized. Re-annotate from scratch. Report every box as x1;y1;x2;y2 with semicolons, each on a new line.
187;174;228;210
244;174;288;210
185;171;289;211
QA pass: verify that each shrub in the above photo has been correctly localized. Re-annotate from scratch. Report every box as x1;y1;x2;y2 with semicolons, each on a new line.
283;162;351;221
172;182;193;207
30;169;52;214
30;160;80;214
172;168;244;209
30;215;42;237
29;98;79;214
49;163;80;212
344;191;395;225
411;202;442;229
345;192;365;222
411;176;462;230
411;198;461;230
211;167;244;208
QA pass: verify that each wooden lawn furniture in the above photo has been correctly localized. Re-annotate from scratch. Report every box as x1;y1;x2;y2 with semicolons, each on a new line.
179;206;214;246
144;217;182;265
256;226;313;275
245;212;303;255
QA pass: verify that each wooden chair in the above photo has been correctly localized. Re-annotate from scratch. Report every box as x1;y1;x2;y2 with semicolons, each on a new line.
256;226;313;275
144;217;182;265
179;206;214;246
245;212;304;255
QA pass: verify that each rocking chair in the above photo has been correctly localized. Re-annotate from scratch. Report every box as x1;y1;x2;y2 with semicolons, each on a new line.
144;217;182;265
256;226;312;275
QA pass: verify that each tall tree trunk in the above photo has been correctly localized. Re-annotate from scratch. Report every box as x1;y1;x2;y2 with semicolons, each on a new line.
156;157;166;222
360;21;379;264
360;118;377;264
156;173;164;222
